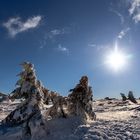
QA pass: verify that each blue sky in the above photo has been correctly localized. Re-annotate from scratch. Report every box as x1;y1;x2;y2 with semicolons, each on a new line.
0;0;140;98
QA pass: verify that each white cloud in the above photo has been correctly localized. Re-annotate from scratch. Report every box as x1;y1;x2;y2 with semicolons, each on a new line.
133;13;140;23
39;27;71;49
57;44;69;54
3;16;42;37
129;0;140;15
118;28;130;39
129;0;140;23
49;27;70;39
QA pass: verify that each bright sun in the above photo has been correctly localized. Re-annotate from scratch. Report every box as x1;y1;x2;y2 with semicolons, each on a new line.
106;43;127;71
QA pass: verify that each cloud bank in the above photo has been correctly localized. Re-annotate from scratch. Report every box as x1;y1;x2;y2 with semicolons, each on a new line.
3;16;42;37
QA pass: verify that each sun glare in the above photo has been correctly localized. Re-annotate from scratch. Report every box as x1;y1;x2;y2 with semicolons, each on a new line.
106;43;127;71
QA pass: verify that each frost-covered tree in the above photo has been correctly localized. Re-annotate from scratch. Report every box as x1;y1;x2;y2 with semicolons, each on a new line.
68;76;95;120
128;91;137;104
120;93;127;101
2;62;44;126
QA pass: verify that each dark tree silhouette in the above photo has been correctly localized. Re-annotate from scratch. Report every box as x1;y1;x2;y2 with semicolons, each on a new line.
120;93;127;101
128;91;137;104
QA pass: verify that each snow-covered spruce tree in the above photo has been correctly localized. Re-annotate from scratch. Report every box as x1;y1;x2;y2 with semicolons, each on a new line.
2;62;44;126
68;76;96;120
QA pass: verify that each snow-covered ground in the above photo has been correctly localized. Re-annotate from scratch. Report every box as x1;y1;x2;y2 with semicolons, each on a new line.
0;99;140;140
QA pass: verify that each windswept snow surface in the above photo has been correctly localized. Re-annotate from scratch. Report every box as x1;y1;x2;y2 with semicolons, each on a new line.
0;99;140;140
